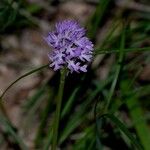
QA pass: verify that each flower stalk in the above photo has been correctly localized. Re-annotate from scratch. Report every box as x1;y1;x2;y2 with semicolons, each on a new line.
52;68;67;150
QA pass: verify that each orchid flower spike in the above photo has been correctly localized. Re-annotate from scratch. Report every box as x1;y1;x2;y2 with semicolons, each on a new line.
45;20;94;73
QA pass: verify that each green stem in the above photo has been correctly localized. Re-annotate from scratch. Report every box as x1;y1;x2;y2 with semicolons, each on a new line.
52;68;66;150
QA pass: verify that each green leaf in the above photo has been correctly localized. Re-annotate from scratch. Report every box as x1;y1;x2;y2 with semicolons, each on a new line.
87;0;111;39
34;89;53;148
23;84;47;111
94;47;150;56
121;79;150;150
104;23;125;112
59;109;85;144
26;3;42;14
0;113;28;150
61;87;79;118
0;64;48;100
73;125;95;150
126;97;150;150
100;114;143;150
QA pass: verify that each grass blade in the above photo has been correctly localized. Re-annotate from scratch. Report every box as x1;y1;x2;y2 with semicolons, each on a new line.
0;64;48;100
104;23;125;112
126;97;150;150
23;84;47;111
94;47;150;55
0;113;28;150
100;114;143;150
87;0;111;39
34;88;53;148
61;87;79;118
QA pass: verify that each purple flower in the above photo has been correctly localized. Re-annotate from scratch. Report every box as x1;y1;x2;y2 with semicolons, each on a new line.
45;20;94;73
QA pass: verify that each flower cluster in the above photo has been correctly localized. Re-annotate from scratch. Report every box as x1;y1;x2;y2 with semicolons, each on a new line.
45;20;94;73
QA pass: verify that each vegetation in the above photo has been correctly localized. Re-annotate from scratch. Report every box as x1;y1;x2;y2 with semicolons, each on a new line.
0;0;150;149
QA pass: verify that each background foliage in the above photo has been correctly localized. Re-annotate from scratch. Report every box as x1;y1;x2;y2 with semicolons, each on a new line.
0;0;150;149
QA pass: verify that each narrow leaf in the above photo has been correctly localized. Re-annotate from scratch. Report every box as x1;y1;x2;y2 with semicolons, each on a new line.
100;114;143;150
0;64;48;100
